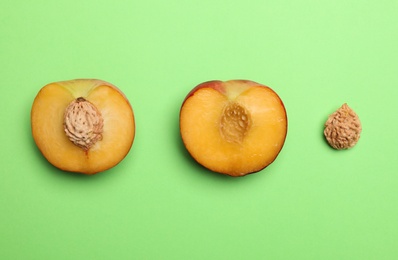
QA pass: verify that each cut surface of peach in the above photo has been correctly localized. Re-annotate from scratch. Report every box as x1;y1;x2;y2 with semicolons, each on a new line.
179;80;287;177
31;79;135;174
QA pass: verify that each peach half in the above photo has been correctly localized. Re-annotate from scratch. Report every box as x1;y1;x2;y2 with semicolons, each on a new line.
179;80;287;177
31;79;135;174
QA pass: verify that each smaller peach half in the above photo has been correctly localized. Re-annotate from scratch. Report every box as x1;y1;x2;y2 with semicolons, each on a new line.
179;80;288;177
31;79;135;174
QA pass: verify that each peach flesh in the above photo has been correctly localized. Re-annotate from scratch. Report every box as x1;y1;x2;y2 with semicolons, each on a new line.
31;79;135;174
179;80;287;177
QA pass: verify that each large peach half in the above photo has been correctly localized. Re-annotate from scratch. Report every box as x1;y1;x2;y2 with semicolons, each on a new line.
31;79;135;174
179;80;287;177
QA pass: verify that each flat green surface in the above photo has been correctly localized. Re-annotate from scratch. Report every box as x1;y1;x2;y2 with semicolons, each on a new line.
1;0;398;259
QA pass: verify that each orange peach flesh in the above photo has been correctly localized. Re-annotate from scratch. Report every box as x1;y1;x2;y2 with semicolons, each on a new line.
31;79;135;174
180;81;287;176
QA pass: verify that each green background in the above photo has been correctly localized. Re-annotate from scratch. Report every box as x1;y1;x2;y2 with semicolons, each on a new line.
1;0;398;259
